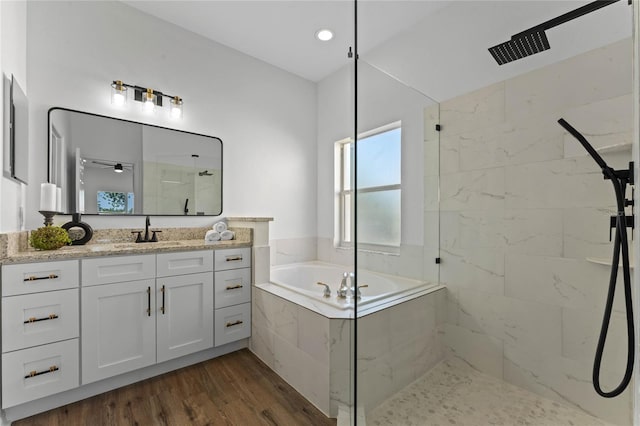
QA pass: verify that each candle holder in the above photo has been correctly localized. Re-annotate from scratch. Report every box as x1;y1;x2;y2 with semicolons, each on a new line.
38;211;58;227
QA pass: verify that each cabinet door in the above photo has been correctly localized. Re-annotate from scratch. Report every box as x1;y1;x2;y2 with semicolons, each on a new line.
157;272;213;363
81;279;156;384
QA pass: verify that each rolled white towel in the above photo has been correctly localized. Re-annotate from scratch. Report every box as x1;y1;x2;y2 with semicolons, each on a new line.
205;230;221;244
220;230;235;241
213;221;227;233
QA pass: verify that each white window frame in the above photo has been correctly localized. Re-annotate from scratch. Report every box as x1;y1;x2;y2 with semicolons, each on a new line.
335;121;401;252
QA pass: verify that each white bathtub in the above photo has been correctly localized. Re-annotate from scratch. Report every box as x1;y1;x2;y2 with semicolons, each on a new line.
268;261;438;313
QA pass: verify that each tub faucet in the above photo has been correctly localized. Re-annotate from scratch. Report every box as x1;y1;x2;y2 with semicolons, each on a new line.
356;284;369;299
337;272;350;299
316;282;331;298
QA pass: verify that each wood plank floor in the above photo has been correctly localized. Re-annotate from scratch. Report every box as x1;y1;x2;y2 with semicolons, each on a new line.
14;349;336;426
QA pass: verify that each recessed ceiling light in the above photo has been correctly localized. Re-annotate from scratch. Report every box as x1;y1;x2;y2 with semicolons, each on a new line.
315;29;333;42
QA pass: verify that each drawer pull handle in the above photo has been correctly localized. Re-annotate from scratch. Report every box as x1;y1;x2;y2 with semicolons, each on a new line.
24;365;59;379
24;274;59;282
23;314;59;324
225;284;243;290
226;320;243;328
226;256;242;262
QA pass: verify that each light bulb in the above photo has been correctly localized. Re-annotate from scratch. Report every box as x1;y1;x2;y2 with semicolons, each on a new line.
170;96;183;119
142;88;156;113
112;92;125;106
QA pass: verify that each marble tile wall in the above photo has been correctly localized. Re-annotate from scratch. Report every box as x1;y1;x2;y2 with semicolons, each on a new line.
356;289;446;413
438;38;633;426
250;286;445;418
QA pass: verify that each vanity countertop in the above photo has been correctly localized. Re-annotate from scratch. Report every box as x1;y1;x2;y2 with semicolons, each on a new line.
0;226;253;265
1;238;252;265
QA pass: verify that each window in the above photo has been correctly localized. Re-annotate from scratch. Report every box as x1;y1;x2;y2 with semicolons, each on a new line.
97;191;135;214
336;123;401;249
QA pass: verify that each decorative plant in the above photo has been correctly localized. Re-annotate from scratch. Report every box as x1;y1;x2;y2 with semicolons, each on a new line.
30;226;72;250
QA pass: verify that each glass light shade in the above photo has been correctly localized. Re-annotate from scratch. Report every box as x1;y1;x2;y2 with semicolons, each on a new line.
110;81;127;106
142;89;156;112
170;96;183;119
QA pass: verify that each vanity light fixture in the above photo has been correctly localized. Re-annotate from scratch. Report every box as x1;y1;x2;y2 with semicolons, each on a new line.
315;29;334;41
170;96;183;119
110;80;184;118
111;80;127;106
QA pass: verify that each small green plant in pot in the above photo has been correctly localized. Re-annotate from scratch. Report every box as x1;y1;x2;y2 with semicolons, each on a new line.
30;225;72;250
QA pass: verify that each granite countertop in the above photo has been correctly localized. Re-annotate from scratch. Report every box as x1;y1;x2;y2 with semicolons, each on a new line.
0;226;253;265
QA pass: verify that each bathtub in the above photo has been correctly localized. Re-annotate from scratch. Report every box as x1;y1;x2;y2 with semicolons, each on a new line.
268;261;439;315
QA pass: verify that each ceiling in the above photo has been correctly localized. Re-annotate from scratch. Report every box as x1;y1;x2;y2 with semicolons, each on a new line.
124;1;449;82
125;1;632;100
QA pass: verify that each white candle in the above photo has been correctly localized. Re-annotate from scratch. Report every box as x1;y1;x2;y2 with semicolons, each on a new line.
40;183;57;212
56;187;62;212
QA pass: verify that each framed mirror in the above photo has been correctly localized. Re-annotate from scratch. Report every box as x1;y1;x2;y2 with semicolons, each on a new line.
48;108;222;216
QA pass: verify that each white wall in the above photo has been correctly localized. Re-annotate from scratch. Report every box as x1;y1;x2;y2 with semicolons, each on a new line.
316;61;437;280
1;1;27;232
26;1;317;241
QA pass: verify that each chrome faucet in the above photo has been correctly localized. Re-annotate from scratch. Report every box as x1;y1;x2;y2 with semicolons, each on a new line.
337;272;351;299
316;282;331;298
356;284;369;299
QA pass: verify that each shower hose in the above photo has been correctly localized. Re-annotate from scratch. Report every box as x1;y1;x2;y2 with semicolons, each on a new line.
558;118;634;398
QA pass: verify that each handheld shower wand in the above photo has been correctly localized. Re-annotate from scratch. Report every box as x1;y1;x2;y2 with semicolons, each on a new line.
558;118;634;398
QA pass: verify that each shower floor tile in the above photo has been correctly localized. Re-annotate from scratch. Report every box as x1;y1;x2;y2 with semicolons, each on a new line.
367;357;613;426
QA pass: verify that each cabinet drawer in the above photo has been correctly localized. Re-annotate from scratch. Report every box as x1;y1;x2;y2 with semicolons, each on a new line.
215;248;251;271
2;289;79;353
215;268;251;309
215;302;251;347
82;255;155;286
2;260;79;296
157;250;213;277
2;339;79;408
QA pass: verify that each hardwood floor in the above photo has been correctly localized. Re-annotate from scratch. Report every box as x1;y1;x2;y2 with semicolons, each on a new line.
14;349;336;426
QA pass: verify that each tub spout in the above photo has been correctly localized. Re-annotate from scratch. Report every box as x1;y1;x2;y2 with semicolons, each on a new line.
337;272;350;299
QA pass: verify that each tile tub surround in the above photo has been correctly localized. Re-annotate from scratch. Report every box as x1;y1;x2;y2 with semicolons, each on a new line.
250;285;446;417
438;38;633;425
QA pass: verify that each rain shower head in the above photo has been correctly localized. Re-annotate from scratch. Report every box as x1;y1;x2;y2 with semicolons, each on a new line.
489;0;622;65
489;31;550;66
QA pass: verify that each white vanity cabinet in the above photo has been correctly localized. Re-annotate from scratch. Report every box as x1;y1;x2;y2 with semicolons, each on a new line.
82;251;215;383
1;260;80;408
214;248;252;347
1;245;252;412
156;251;214;363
